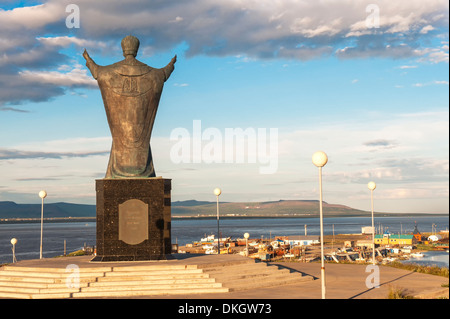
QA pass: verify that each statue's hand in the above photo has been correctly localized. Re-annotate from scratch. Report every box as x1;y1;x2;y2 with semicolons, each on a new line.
83;49;90;61
171;55;177;65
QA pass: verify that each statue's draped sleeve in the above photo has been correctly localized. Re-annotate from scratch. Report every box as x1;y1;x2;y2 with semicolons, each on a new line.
162;59;175;82
85;54;100;80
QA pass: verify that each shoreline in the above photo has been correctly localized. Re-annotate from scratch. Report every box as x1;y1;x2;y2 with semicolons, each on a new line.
1;213;448;223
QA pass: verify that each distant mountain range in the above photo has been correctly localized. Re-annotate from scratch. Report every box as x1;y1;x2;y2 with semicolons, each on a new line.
1;199;443;220
0;201;96;219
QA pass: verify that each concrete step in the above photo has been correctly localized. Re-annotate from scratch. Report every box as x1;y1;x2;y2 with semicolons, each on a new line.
210;269;291;282
0;280;89;289
96;273;210;282
89;278;217;287
205;265;289;278
202;262;314;292
104;269;203;277
0;291;73;299
111;264;198;271
1;265;112;273
0;273;100;285
0;256;313;299
0;261;228;299
0;285;81;295
0;270;106;278
72;287;229;298
0;275;56;283
80;282;224;293
200;261;269;273
221;272;313;291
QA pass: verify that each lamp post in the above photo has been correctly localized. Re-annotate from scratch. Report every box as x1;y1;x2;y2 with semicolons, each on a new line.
39;190;47;259
214;188;222;255
368;181;376;265
11;238;17;263
244;233;250;257
312;151;328;300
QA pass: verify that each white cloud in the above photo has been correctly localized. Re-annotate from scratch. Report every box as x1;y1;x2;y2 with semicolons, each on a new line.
398;65;418;69
19;66;97;88
0;0;448;106
420;25;436;34
413;80;449;87
0;3;63;30
36;36;107;50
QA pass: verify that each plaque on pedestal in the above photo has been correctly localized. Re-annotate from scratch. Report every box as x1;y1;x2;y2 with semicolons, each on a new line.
92;178;171;262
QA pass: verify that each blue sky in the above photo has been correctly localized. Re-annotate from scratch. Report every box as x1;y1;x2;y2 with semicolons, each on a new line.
0;0;448;214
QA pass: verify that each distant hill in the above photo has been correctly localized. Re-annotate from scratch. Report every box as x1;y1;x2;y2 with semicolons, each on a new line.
0;201;96;219
0;199;442;219
171;199;373;218
172;200;215;207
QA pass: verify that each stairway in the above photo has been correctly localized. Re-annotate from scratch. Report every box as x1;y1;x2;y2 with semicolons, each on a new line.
0;264;228;299
199;259;314;291
0;255;314;299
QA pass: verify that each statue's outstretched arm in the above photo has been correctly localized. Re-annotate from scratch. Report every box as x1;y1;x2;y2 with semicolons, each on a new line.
162;55;177;81
83;49;99;79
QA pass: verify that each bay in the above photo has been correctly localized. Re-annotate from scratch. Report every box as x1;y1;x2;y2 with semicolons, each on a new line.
402;250;449;268
1;216;448;266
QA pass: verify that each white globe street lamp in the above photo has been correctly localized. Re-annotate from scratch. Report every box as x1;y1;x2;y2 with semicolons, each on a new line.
11;238;17;263
39;190;47;259
312;151;328;299
244;232;250;257
214;188;222;255
368;181;377;265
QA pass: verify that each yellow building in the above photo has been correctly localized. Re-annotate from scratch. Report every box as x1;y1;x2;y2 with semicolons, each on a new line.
374;234;417;246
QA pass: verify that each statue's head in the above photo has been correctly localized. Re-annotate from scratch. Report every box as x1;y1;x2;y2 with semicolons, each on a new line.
121;35;140;57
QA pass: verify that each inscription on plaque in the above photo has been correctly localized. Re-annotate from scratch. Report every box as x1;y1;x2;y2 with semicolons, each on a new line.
119;199;148;245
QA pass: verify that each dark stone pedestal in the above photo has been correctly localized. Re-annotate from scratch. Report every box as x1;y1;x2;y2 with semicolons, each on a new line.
92;178;171;262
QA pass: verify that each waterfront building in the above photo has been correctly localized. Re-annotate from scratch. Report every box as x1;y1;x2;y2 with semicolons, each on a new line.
374;234;417;246
356;239;374;249
361;226;375;235
284;236;320;246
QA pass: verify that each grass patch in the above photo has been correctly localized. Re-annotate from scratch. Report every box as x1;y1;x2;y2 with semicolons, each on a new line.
387;286;415;299
54;249;87;258
386;261;449;278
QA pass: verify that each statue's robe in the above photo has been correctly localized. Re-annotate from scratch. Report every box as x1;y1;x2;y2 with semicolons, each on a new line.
85;57;174;178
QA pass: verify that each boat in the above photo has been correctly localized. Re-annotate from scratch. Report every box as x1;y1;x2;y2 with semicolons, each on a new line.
410;252;424;258
385;257;397;262
201;234;215;242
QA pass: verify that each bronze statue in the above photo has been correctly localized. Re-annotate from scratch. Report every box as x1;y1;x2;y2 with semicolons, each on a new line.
83;35;176;178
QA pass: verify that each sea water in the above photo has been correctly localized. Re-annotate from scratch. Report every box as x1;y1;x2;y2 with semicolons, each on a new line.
1;216;448;266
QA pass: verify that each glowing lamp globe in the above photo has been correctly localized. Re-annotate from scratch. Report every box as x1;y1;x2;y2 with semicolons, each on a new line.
213;188;222;196
312;151;328;168
368;181;376;191
39;190;47;199
11;238;17;245
244;233;250;239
